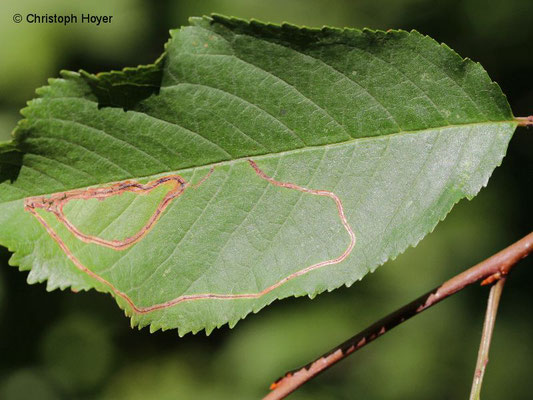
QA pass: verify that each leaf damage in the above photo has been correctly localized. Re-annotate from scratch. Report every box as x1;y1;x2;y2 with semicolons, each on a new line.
23;159;356;314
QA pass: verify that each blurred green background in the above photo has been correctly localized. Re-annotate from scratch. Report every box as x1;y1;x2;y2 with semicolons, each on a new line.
0;1;531;399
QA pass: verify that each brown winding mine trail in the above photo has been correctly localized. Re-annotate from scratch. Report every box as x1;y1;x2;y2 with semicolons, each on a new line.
25;175;188;250
24;160;356;314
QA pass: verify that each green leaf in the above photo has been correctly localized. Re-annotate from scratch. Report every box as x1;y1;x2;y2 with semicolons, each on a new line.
0;15;517;335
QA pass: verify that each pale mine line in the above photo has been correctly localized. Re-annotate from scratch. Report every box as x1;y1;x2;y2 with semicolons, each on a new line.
24;160;356;314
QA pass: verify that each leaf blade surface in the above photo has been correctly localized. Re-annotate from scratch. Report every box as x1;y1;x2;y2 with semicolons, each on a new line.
0;16;517;334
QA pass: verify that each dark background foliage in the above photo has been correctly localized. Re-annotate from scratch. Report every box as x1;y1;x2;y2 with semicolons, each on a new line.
0;1;531;398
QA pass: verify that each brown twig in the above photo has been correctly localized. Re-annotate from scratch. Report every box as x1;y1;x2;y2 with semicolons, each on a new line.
264;232;533;400
516;115;533;127
469;277;506;400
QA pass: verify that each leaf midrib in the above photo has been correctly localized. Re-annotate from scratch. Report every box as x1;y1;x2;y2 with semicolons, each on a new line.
1;119;516;207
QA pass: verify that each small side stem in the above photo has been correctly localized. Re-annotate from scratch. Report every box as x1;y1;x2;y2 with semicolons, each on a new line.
264;232;533;400
516;115;533;126
469;277;506;400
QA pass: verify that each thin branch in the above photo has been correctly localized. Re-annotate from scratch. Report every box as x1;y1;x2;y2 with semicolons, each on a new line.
264;232;533;400
516;115;533;127
469;277;506;400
